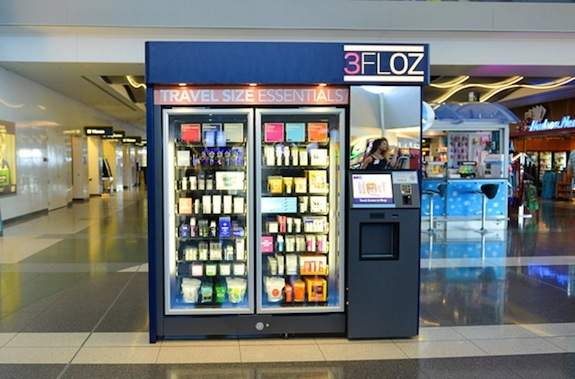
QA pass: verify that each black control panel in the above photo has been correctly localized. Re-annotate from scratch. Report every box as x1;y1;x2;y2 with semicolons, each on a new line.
347;170;421;339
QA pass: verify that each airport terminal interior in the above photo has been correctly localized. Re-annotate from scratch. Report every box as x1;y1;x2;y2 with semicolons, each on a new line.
1;1;575;378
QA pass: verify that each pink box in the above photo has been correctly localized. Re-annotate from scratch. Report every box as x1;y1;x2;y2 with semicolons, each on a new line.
261;236;274;253
264;123;284;143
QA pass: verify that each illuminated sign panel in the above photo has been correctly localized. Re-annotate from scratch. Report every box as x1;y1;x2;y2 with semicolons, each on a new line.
84;126;113;136
122;136;142;144
103;130;126;140
154;86;349;106
343;45;427;83
529;117;575;132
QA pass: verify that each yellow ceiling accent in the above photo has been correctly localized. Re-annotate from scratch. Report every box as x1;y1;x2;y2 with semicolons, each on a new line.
480;76;575;102
126;75;146;89
429;75;470;89
431;76;524;104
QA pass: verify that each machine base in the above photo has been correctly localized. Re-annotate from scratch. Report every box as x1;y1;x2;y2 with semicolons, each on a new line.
157;313;346;340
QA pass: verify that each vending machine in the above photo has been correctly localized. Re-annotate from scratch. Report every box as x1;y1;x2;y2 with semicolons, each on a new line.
147;41;428;341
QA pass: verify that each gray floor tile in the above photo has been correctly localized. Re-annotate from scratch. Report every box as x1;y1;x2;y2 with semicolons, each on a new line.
21;273;135;332
0;364;64;379
95;273;148;332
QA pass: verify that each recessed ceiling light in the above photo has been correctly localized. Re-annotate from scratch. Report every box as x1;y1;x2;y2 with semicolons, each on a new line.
248;83;258;87
178;83;187;87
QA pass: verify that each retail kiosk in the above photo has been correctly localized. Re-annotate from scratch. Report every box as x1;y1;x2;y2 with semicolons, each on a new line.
146;42;429;341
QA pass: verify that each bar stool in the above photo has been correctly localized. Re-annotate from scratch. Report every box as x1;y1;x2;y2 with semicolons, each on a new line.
422;183;447;232
477;184;499;233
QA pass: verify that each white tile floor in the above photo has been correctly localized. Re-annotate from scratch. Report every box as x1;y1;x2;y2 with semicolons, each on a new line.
0;323;574;364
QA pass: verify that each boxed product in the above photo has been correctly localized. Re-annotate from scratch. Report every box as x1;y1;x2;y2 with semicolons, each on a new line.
202;195;212;214
233;263;246;276
223;195;233;214
261;236;274;253
306;278;327;302
309;196;328;213
307;122;329;143
191;263;203;277
309;148;329;166
215;171;245;191
181;124;201;143
205;264;217;276
236;239;246;260
176;150;191;167
224;123;244;143
303;216;328;233
307;170;328;193
219;263;231;276
285;123;306;142
218;217;232;238
293;279;306;302
285;254;298;275
299;255;327;275
294;177;307;193
233;197;245;214
264;123;284;143
202;124;222;147
209;242;222;261
212;195;222;214
178;198;192;215
267;176;284;194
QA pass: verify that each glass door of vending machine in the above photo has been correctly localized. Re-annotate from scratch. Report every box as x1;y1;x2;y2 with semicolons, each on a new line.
255;108;345;314
163;108;254;315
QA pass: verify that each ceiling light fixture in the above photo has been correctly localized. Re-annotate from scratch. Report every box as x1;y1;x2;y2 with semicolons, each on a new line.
480;76;575;103
126;75;146;89
429;75;470;89
318;83;328;87
178;83;187;87
248;83;258;87
431;76;524;104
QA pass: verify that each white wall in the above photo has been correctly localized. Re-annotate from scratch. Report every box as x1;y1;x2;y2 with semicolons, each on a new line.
71;135;88;200
0;66;139;220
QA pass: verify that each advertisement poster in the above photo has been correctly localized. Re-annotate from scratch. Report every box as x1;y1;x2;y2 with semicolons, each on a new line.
0;120;16;195
351;173;394;207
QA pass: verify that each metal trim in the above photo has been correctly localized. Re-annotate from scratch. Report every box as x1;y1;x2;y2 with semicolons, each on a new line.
162;107;255;316
255;107;346;315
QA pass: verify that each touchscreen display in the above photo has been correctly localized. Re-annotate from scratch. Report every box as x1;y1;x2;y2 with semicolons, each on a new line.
351;173;394;207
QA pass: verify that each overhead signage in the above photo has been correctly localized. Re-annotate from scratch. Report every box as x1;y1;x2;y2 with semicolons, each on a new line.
154;86;349;106
84;126;113;136
122;136;142;144
103;130;126;140
529;116;575;132
343;45;427;83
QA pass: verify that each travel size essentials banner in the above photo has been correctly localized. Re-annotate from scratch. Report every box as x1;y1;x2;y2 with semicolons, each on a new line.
154;86;349;106
0;120;17;195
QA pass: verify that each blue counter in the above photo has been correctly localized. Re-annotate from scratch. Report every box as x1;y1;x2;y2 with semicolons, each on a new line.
422;178;508;220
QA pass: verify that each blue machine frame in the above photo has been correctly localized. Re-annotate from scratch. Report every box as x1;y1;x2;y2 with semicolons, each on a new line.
146;41;429;342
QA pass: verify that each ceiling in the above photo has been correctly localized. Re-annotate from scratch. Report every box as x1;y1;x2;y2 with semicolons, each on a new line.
0;62;146;129
2;62;574;130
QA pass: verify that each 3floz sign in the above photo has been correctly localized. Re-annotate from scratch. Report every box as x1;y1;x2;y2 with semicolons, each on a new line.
343;45;427;83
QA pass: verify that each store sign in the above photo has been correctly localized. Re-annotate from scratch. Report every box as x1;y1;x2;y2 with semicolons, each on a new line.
122;136;142;144
84;126;113;136
343;45;427;83
154;86;349;106
529;116;575;132
103;130;126;140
